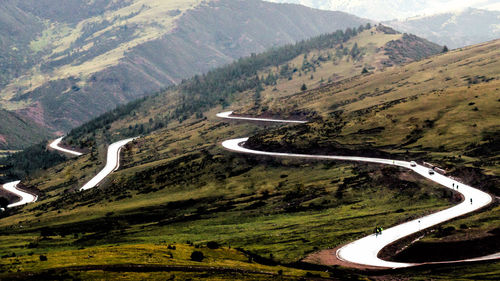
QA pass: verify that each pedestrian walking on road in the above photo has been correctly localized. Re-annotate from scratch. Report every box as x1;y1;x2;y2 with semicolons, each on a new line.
470;198;473;204
379;227;383;235
374;227;379;237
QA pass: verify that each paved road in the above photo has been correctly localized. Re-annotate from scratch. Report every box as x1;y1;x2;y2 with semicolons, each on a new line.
1;137;82;210
2;137;134;209
1;181;37;208
216;111;307;124
80;138;135;191
218;112;496;268
49;137;83;156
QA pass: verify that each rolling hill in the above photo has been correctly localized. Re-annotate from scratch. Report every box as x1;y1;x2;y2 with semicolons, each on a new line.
0;0;369;145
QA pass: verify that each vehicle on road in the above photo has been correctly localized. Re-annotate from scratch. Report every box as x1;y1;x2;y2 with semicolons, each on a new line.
428;169;435;175
410;161;417;167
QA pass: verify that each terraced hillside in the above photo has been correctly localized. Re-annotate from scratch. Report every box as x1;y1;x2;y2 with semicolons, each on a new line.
0;0;369;141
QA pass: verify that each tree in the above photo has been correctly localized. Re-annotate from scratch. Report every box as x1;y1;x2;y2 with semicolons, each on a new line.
442;45;449;53
300;83;307;91
0;197;8;209
350;42;360;59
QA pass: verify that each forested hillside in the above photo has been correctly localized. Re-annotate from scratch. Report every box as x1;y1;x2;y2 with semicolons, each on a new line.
0;0;369;146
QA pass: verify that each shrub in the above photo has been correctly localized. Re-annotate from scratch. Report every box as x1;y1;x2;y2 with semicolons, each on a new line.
206;241;220;249
190;251;204;262
39;255;48;261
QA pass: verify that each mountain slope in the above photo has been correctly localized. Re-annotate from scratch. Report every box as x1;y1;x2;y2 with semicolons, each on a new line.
0;109;52;150
245;38;500;271
62;25;441;146
386;8;500;48
246;39;500;195
0;0;43;89
0;0;369;139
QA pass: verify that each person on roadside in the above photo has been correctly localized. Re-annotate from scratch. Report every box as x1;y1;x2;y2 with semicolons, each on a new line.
374;226;379;237
379;227;383;235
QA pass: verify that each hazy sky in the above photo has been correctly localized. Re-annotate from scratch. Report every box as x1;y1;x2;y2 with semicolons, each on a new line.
265;0;500;20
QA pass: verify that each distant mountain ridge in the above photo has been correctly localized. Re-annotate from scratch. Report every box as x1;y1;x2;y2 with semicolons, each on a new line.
386;8;500;49
0;0;369;149
266;0;500;21
266;1;500;49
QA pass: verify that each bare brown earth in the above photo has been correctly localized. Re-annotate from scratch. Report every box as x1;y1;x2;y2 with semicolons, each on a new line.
303;245;387;270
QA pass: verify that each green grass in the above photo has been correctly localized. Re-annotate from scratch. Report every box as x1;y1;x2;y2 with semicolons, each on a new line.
0;243;330;280
0;118;452;266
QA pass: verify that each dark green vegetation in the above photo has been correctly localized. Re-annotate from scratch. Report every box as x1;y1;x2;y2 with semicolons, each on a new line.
0;27;497;281
0;142;66;182
0;0;369;147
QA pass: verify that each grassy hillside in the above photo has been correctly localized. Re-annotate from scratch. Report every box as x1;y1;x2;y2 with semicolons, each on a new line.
0;0;370;144
244;39;500;269
0;26;467;280
247;39;500;175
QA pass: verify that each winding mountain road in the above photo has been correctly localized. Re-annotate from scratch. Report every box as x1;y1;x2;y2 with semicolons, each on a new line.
218;111;497;269
80;138;135;191
49;137;84;156
216;111;307;124
1;181;37;208
1;137;135;210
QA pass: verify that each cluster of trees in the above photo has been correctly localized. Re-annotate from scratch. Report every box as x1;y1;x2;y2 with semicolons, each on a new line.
170;24;371;121
0;142;66;181
66;97;148;142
